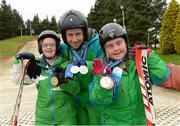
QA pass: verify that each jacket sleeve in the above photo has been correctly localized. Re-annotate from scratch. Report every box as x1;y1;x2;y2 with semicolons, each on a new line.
89;75;114;106
10;59;35;85
159;63;180;90
147;50;170;85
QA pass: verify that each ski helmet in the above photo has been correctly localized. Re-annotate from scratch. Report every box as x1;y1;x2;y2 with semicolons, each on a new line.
37;30;60;54
99;23;128;53
59;9;88;45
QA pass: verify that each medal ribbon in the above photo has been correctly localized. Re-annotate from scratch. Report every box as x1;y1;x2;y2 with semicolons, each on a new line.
111;67;123;101
49;74;55;125
72;43;88;65
103;58;124;75
65;43;88;78
103;59;124;101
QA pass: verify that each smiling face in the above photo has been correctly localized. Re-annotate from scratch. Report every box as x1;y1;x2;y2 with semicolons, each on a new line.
41;38;57;58
66;28;84;49
104;37;127;60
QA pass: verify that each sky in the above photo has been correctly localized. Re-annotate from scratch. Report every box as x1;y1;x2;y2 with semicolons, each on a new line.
2;0;180;21
4;0;96;21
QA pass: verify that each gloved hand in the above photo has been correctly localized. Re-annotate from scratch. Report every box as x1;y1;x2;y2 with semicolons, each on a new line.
130;44;151;60
64;63;74;79
54;67;68;84
27;60;41;79
92;58;105;75
15;52;35;61
15;52;41;79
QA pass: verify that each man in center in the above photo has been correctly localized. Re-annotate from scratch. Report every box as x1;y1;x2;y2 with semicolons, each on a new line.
58;9;104;125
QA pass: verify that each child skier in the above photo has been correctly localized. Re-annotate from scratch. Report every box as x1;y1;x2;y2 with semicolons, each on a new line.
10;30;80;125
89;23;170;125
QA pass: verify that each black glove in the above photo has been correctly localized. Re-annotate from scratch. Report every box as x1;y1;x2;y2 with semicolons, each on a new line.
15;52;35;61
16;52;41;79
27;60;41;79
54;67;68;84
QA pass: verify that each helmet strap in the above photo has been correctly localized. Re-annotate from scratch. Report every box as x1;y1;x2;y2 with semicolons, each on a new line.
105;50;110;62
44;55;56;60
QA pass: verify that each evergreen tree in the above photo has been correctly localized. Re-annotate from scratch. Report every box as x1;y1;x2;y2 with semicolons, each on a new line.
160;0;179;54
87;7;96;29
0;5;3;39
87;0;108;31
125;0;151;44
87;0;166;46
102;0;120;24
0;0;23;39
32;14;41;35
124;0;166;45
40;16;50;31
49;16;58;32
24;19;32;35
88;0;122;31
11;9;23;36
173;6;180;54
0;0;13;39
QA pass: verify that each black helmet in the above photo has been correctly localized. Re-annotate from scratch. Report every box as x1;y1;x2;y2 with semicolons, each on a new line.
59;9;88;45
37;30;60;54
99;23;128;53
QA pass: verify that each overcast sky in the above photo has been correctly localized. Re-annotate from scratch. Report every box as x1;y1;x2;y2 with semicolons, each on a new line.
4;0;96;21
2;0;180;21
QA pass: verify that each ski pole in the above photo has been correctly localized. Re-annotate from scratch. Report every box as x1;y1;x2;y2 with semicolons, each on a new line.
10;60;30;126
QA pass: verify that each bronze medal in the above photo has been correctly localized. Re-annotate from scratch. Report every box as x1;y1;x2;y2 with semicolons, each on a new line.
100;76;114;89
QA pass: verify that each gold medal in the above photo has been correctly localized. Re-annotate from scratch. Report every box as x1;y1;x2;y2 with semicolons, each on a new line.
51;76;59;86
100;76;114;89
79;65;88;74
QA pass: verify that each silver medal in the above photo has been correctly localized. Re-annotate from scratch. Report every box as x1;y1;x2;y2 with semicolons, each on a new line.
70;65;79;74
79;65;88;74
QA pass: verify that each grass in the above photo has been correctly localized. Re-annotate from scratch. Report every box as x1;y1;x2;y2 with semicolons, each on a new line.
154;49;180;65
0;36;37;57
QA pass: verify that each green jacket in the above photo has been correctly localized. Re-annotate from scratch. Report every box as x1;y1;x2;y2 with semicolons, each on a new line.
89;51;170;125
59;31;105;125
59;31;104;97
34;56;80;125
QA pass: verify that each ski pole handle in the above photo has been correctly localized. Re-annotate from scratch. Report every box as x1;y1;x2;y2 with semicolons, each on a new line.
15;52;35;61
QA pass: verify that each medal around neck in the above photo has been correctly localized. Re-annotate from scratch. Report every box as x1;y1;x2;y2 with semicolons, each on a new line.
51;76;59;86
70;65;79;74
79;65;88;74
100;76;114;89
